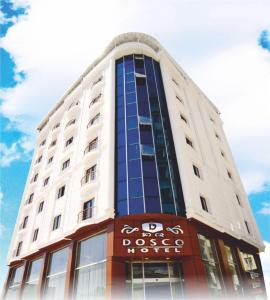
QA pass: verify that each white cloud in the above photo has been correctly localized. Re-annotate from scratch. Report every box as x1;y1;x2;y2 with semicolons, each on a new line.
258;202;270;215
260;241;270;297
0;0;270;192
0;136;34;167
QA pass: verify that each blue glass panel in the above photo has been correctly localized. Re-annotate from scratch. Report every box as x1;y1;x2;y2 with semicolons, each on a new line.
128;178;143;198
135;59;145;74
144;178;159;196
125;72;134;83
118;162;126;180
127;116;138;130
118;106;124;119
118;130;126;147
126;92;136;104
118;180;127;200
141;144;155;156
129;197;144;214
117;95;124;108
139;116;151;125
124;56;134;73
117;147;126;162
125;81;135;93
128;144;140;160
142;158;157;177
127;129;139;144
126;103;137;117
145;197;161;213
128;159;141;178
140;125;153;145
117;200;128;216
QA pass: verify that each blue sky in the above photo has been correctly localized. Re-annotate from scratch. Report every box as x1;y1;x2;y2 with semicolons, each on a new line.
1;0;270;294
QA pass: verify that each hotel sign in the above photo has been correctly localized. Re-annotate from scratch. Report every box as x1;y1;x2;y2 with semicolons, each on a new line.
114;215;192;258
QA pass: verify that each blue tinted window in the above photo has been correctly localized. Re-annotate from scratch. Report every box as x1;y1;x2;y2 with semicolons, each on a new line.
145;196;161;213
135;59;145;74
126;92;136;104
125;73;134;83
144;178;159;196
128;159;141;178
128;144;140;160
129;178;143;198
117;200;128;215
125;81;135;93
118;130;126;147
127;129;139;144
140;125;153;145
129;197;144;214
142;158;157;177
127;116;138;130
117;147;126;162
118;162;126;180
126;103;137;117
118;181;127;200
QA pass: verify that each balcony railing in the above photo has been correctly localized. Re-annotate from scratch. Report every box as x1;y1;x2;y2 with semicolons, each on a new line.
87;114;100;129
89;94;102;108
77;206;95;222
81;173;96;186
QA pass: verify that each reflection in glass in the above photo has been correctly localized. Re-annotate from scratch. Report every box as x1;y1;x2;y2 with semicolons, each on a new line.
5;265;24;300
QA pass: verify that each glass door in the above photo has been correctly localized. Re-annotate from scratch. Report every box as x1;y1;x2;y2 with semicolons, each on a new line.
126;262;184;300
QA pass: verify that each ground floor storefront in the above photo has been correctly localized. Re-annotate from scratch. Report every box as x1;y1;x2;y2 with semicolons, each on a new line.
3;214;266;300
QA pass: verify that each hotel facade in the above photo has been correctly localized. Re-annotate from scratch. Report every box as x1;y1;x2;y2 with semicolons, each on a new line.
2;33;266;300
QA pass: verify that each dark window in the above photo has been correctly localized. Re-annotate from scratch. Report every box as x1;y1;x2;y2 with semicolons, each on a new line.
186;137;193;147
180;114;187;124
32;173;38;183
92;76;103;87
193;165;201;178
32;229;39;242
236;194;241;206
210;117;215;123
82;199;94;220
245;221;251;234
27;193;34;204
35;155;42;164
52;123;60;130
22;216;28;229
49;140;57;148
65;119;76;128
200;196;208;212
52;215;61;230
89;93;102;107
227;170;232;179
87;113;100;128
172;78;179;86
62;159;70;170
16;241;22;256
65;136;73;147
40;139;46;147
84;137;98;154
176;95;183;103
221;150;225;158
215;132;220;139
86;165;96;180
57;186;65;198
43;177;50;186
48;156;54;164
38;201;44;213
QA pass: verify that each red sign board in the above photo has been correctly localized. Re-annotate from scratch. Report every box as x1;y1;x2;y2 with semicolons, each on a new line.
114;214;193;259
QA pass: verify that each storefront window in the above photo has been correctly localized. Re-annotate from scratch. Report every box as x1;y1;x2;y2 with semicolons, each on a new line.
43;247;68;300
5;265;24;300
224;245;243;294
198;234;224;296
21;257;43;300
73;233;106;300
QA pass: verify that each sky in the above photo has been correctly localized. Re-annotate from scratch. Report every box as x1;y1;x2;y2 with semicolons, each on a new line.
0;0;270;295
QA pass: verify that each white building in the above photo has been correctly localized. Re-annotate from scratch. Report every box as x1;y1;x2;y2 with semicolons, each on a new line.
3;33;266;300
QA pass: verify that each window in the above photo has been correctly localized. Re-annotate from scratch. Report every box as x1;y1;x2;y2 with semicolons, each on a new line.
215;132;220;139
52;123;60;130
35;155;42;164
65;119;76;128
89;93;102;107
21;216;28;229
236;194;241;206
65;136;73;147
185;136;193;148
82;199;94;220
198;234;224;296
43;177;50;187
210;117;215;123
73;234;106;300
176;95;183;103
92;76;103;87
239;252;257;271
220;150;225;158
68;101;79;110
87;113;100;128
245;220;251;234
172;78;179;86
84;137;98;154
62;159;70;170
21;257;43;300
81;165;97;185
224;245;243;294
227;170;232;179
31;173;38;183
48;156;54;164
43;247;68;300
180;114;188;124
193;165;201;178
40;139;46;147
27;193;34;204
57;186;65;198
49;139;57;148
32;229;39;242
38;201;44;213
200;196;209;212
5;265;24;299
16;241;23;256
52;215;61;230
